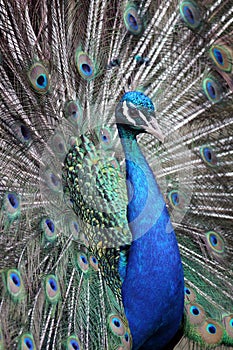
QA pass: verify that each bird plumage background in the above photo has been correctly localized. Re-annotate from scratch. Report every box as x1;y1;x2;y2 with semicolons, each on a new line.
0;0;232;349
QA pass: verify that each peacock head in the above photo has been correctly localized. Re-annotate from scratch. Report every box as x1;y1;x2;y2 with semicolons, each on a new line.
115;91;164;142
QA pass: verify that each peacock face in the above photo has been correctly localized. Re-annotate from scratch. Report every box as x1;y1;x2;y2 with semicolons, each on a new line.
115;91;164;142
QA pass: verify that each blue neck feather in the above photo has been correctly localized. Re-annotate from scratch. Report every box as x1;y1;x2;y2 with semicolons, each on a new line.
118;124;184;350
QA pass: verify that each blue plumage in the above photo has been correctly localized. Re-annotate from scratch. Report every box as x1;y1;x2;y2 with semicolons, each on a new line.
116;92;184;349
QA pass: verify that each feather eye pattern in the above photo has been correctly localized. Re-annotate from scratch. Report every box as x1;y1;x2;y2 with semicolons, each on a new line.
0;0;232;349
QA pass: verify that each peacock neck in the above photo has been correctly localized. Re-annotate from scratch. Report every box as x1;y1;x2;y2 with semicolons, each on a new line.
117;124;184;350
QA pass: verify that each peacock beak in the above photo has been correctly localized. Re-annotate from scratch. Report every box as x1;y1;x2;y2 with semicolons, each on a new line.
144;118;165;143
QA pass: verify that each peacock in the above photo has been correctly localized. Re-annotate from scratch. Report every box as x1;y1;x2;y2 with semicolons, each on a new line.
0;0;232;349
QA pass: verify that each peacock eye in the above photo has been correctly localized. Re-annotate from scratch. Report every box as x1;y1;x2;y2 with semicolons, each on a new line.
65;335;81;350
18;334;36;350
185;303;206;325
14;123;31;143
122;330;131;349
65;100;83;125
44;170;62;192
213;49;223;65
190;305;200;316
7;193;19;209
6;269;24;300
24;338;34;349
124;332;129;342
41;217;57;243
203;76;223;103
206;324;217;334
75;48;96;80
21;124;30;139
81;255;88;264
44;275;60;303
28;62;50;93
199;146;217;167
70;339;80;350
109;315;125;336
10;272;21;287
168;190;186;211
51;133;67;158
184;286;196;302
90;255;99;270
205;231;225;254
210;43;232;72
123;4;143;35
98;127;113;148
76;252;89;272
36;74;47;88
197;319;223;344
222;315;233;337
179;0;201;29
73;221;79;232
66;217;79;240
45;218;55;232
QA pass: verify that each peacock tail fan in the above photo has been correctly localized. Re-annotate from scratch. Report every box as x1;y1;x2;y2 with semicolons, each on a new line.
0;0;232;349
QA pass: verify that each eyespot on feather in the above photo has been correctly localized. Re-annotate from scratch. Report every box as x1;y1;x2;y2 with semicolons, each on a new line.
43;170;62;192
5;269;25;301
184;286;196;303
210;42;233;73
41;217;57;243
75;49;96;80
2;192;21;220
205;231;225;254
98;127;113;149
51;133;67;159
202;75;223;103
44;275;60;303
18;333;36;350
65;335;81;350
121;331;131;349
168;190;187;211
65;100;83;126
179;0;201;29
109;315;126;336
14;123;32;144
222;315;233;338
123;4;143;35
89;256;99;271
185;303;206;325
76;252;89;273
197;319;223;345
28;62;50;93
69;219;79;239
199;146;217;167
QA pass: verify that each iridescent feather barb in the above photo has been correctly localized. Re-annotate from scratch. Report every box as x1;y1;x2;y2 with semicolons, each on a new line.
0;0;233;349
